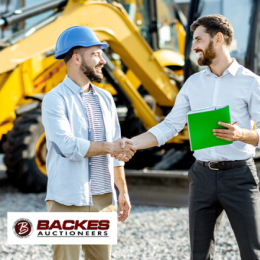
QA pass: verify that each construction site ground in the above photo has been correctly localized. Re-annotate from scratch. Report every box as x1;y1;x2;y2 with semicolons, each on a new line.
1;153;257;259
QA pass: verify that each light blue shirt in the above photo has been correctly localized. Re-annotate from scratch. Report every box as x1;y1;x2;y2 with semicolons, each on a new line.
42;75;124;206
149;60;260;161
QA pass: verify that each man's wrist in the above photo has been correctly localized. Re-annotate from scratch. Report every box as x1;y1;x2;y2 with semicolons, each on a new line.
117;184;128;194
104;142;113;154
236;129;244;142
130;138;138;150
119;189;128;195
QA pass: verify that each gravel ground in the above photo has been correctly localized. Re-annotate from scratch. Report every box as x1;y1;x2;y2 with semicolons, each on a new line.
0;154;241;259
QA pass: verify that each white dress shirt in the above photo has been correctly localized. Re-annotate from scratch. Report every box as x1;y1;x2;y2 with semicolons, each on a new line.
149;59;260;161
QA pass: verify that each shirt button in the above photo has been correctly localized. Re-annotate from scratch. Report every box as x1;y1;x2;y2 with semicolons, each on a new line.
89;163;91;165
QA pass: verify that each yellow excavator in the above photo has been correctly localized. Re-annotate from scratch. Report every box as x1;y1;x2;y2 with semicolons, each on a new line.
0;0;190;192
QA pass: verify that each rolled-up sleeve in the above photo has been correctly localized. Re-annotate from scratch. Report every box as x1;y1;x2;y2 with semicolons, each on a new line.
248;77;260;148
42;93;90;161
148;80;191;146
110;95;125;167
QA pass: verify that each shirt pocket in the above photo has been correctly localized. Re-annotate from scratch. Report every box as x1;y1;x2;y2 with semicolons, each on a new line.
73;115;89;137
78;115;88;127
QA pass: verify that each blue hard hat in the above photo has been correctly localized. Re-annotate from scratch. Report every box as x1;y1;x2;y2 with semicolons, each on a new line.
54;26;109;60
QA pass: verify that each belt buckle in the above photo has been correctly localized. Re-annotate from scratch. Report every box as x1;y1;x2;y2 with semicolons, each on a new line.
208;161;219;170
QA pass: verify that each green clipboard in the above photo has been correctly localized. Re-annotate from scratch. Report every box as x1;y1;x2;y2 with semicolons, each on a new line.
187;105;232;151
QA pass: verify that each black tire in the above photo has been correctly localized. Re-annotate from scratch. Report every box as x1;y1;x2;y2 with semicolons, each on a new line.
3;108;47;193
0;134;6;153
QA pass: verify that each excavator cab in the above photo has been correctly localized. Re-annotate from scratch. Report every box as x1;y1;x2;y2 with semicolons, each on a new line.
119;0;185;54
0;0;60;39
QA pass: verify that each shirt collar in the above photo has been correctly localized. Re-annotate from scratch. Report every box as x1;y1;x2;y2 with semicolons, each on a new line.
64;75;83;95
64;75;97;95
204;66;212;76
204;58;240;77
226;59;240;76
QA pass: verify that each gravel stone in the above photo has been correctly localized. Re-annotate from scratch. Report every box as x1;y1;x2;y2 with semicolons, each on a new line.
0;154;241;259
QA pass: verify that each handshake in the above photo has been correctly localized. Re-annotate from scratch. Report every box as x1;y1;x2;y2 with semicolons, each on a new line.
110;138;136;162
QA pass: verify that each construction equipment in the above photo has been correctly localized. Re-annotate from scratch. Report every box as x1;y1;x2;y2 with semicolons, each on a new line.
0;0;190;193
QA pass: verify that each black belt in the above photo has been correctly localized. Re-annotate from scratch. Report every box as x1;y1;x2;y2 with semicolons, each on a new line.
197;158;251;170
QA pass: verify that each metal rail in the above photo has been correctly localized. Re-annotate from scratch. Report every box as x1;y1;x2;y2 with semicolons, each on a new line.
125;169;188;179
125;169;189;207
0;0;67;27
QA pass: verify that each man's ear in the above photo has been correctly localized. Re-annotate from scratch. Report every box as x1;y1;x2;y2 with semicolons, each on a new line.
215;32;224;46
71;52;81;66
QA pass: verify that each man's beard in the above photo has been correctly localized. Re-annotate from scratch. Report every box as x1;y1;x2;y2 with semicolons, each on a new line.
197;41;216;66
80;58;103;83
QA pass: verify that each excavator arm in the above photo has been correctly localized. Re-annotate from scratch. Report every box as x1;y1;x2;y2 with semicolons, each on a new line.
0;0;186;135
0;0;190;193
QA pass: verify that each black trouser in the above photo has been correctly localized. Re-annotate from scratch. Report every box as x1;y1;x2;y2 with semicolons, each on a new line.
188;158;260;260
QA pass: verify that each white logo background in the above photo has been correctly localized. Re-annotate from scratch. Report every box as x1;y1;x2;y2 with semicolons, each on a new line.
8;212;117;245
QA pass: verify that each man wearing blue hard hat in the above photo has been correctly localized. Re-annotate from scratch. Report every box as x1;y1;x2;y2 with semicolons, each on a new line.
42;26;136;260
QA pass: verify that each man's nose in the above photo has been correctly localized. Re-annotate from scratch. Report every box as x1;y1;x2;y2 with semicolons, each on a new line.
191;42;196;51
100;56;106;64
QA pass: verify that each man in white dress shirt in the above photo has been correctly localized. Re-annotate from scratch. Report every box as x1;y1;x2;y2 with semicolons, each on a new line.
118;15;260;259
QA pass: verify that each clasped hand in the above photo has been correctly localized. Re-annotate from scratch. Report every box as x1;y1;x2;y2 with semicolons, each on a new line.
111;138;136;162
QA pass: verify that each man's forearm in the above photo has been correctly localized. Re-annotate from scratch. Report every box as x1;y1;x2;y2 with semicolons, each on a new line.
84;141;111;158
131;132;158;150
240;129;259;146
114;166;131;222
85;137;136;158
114;166;127;194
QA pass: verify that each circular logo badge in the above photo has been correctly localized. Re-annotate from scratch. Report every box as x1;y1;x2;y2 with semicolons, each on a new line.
13;218;33;238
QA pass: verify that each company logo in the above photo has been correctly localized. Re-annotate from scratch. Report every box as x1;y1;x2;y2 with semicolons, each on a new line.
8;213;116;245
13;218;33;238
37;220;110;237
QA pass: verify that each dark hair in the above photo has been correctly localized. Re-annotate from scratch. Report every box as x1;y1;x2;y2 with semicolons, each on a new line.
64;47;81;64
190;14;234;46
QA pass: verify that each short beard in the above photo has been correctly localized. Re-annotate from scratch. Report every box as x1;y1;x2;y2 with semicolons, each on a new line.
197;41;216;66
80;58;103;83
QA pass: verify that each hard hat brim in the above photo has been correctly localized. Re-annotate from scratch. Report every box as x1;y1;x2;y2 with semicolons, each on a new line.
54;42;109;60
